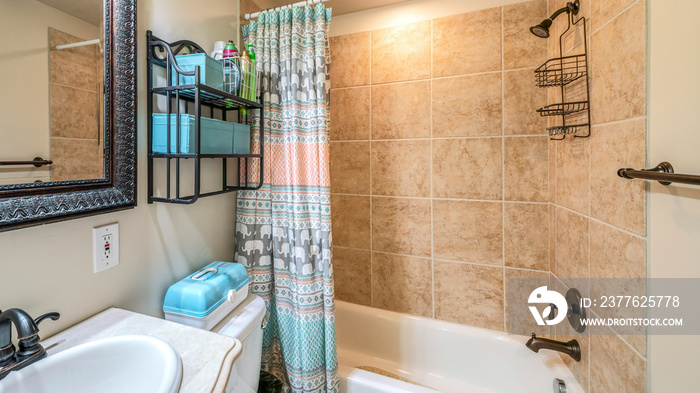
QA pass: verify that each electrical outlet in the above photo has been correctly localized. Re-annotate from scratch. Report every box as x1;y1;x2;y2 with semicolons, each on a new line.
93;223;119;273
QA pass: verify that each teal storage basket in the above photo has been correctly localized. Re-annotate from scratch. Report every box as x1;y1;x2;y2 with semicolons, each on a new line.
163;261;250;319
233;123;251;154
172;53;224;90
152;114;234;154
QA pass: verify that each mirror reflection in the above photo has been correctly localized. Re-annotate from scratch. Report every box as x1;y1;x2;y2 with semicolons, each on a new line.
0;0;104;186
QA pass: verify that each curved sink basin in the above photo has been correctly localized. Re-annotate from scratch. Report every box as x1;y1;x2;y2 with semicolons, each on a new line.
0;335;182;393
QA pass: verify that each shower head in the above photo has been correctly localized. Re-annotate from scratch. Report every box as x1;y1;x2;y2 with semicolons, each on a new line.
529;19;552;38
529;0;580;39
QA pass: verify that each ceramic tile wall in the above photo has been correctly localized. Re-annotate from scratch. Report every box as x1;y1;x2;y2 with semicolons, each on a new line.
48;28;104;181
547;0;648;392
329;1;551;330
330;0;648;391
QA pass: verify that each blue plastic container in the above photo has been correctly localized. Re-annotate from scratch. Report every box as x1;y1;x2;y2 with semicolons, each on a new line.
163;262;250;330
172;53;224;90
152;114;234;154
233;123;251;154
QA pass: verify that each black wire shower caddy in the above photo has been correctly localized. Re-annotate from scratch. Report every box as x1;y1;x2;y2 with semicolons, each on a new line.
147;31;264;204
534;10;591;140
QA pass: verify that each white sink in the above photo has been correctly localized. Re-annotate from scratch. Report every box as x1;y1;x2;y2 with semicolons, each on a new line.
0;335;182;393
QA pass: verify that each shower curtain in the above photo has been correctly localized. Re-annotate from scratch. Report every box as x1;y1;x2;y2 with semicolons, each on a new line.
236;4;337;393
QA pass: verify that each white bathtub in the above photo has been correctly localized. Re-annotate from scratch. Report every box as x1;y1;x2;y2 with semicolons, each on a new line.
336;300;584;393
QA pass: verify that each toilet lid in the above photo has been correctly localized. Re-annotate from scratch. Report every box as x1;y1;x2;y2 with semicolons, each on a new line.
213;294;266;340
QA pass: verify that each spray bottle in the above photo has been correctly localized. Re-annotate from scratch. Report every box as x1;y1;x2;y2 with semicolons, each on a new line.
223;40;239;61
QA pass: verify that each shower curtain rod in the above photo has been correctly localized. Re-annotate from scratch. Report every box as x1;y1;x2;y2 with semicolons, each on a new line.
244;0;328;20
54;38;101;51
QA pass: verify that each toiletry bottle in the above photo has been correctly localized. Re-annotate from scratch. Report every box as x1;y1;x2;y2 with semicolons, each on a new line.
221;41;240;94
211;41;226;60
240;48;251;99
246;45;257;101
223;41;239;60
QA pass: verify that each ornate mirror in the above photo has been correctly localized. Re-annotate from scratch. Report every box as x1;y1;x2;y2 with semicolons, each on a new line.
0;0;136;231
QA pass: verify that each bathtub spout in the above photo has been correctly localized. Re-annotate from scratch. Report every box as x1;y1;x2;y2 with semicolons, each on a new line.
526;333;581;362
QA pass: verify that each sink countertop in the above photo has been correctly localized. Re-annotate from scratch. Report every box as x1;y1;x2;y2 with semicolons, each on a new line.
41;308;242;393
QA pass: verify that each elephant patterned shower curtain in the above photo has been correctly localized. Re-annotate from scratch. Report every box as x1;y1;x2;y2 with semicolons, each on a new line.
236;4;337;393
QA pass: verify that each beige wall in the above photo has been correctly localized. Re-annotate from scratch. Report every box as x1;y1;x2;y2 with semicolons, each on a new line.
0;0;239;339
648;0;700;391
329;0;551;330
0;0;99;184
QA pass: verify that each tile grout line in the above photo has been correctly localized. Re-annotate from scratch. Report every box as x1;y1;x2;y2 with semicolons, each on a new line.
439;257;552;273
329;134;550;142
501;5;507;332
552;275;648;362
556;202;647;241
49;136;102;141
330;192;549;205
587;308;647;361
328;114;648;144
430;19;436;320
49;81;100;94
588;0;643;37
589;115;647;128
368;30;374;308
329;66;538;91
545;0;553;284
335;245;553;274
587;4;593;384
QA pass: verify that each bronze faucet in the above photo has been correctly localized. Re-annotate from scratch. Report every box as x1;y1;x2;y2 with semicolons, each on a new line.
0;308;60;380
526;333;581;362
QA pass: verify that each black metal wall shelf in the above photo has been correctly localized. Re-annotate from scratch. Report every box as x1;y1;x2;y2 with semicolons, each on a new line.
151;84;263;109
147;31;264;204
534;3;591;140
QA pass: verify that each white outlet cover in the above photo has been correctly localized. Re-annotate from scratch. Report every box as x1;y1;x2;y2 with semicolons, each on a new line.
93;223;119;273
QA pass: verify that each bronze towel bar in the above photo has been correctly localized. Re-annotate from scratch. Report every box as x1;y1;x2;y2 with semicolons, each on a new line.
618;162;700;186
0;157;53;167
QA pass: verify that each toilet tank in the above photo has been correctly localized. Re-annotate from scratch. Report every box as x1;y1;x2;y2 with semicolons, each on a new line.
212;294;267;393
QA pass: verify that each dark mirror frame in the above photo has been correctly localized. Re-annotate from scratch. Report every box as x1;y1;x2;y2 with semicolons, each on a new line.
0;0;136;232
